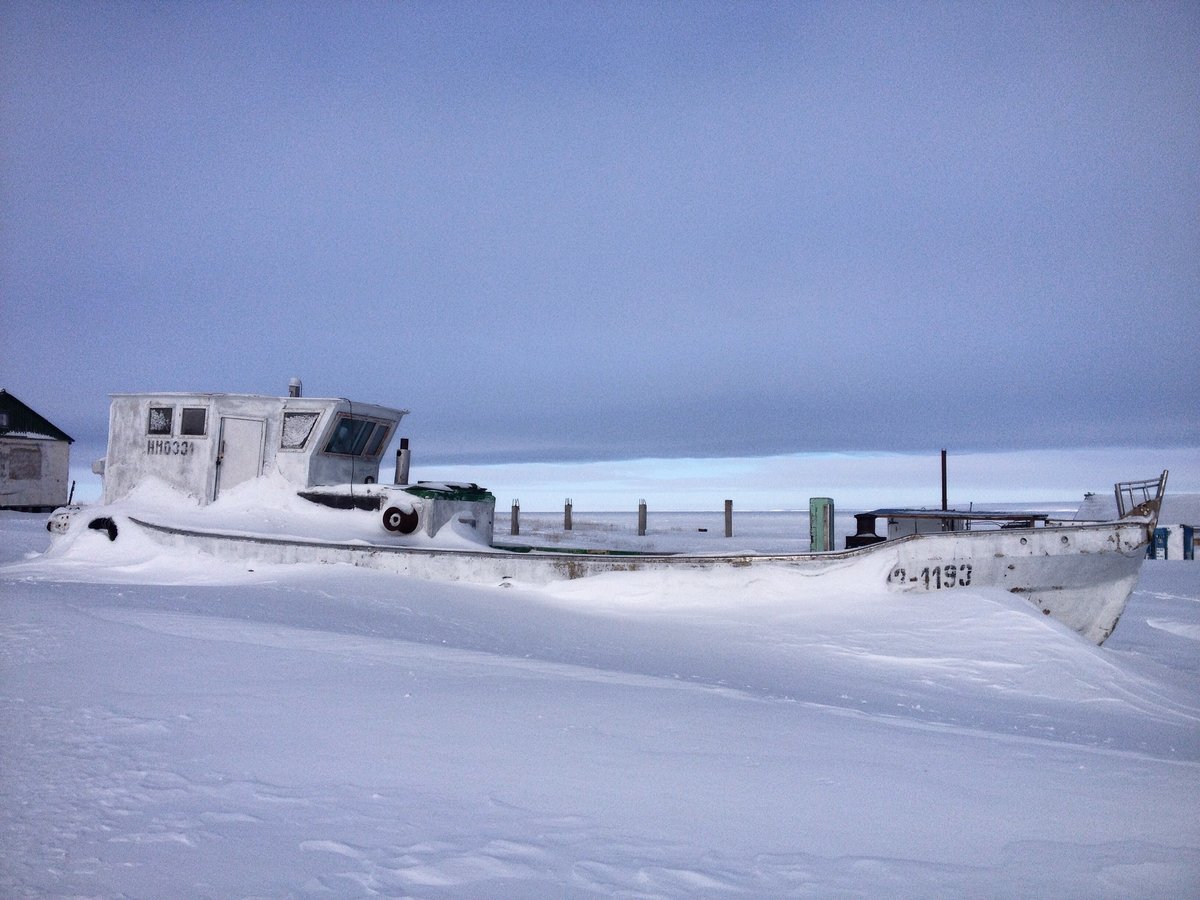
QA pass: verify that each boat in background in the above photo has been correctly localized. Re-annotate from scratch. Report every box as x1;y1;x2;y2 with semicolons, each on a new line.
42;385;1168;645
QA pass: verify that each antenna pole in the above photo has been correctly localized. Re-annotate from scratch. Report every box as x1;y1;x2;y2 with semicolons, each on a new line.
941;449;948;511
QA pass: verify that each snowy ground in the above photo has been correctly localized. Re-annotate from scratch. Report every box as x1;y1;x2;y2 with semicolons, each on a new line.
2;509;1198;898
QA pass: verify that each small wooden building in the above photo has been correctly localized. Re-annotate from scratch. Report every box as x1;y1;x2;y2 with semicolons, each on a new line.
0;389;74;512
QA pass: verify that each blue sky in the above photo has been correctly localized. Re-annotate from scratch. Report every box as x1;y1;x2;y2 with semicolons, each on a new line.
3;2;1198;507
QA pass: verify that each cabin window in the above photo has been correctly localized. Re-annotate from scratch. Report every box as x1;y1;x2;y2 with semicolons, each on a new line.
148;407;173;435
364;424;389;457
281;412;320;449
324;416;374;455
323;416;387;457
180;407;208;436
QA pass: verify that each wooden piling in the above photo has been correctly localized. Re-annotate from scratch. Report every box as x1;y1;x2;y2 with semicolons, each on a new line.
637;499;647;536
511;499;520;536
564;498;573;531
725;499;733;537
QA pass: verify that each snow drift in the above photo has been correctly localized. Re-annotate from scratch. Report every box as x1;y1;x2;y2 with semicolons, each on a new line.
2;510;1198;897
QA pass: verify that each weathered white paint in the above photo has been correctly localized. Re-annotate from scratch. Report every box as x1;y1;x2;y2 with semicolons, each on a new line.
215;417;266;500
0;436;70;509
1156;524;1198;561
113;509;1154;645
101;393;407;505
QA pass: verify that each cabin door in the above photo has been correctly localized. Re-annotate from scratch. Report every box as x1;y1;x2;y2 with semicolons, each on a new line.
214;417;265;500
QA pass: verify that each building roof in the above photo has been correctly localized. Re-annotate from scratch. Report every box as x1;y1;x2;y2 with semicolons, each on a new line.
0;389;74;443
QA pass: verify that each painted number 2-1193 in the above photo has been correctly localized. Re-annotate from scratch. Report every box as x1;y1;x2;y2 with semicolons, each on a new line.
888;564;973;590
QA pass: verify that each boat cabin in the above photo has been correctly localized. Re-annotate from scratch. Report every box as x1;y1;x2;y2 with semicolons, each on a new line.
99;390;407;505
872;508;1054;539
846;508;1058;548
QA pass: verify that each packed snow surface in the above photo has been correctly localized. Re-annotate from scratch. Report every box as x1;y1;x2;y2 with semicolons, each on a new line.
2;508;1199;897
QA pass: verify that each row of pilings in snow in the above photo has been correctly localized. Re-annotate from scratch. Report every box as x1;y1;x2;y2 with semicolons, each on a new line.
509;499;736;539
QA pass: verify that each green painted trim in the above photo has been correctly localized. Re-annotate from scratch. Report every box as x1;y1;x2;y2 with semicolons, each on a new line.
403;483;494;503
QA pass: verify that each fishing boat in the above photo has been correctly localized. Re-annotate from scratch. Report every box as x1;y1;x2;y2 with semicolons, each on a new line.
44;386;1168;645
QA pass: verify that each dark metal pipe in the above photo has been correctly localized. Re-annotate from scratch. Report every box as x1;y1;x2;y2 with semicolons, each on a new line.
941;449;948;511
394;438;411;485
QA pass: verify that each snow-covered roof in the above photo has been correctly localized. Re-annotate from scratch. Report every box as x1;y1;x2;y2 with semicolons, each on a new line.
107;391;407;421
0;389;73;443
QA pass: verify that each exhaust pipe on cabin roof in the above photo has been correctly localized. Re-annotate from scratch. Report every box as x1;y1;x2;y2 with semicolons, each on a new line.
395;438;411;485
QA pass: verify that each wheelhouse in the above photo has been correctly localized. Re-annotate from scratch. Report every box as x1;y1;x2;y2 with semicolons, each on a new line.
99;390;408;505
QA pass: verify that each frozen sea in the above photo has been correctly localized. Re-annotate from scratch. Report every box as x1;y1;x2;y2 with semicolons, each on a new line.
2;507;1199;898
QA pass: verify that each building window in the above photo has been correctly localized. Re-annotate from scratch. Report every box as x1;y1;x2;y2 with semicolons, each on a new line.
281;412;320;449
180;407;208;436
8;446;41;480
148;407;173;435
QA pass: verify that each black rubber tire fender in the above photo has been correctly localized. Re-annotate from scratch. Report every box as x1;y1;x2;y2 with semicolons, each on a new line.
382;506;419;535
88;517;119;541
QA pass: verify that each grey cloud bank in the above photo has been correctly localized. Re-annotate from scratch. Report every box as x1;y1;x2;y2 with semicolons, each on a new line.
3;2;1197;475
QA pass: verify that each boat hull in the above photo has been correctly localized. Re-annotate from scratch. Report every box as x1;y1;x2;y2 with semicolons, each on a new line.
125;513;1153;645
880;520;1150;644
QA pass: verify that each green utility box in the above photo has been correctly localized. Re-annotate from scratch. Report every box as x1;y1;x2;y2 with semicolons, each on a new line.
810;497;835;552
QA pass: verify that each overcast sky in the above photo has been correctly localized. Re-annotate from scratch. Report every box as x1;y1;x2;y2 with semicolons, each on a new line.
3;2;1197;504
